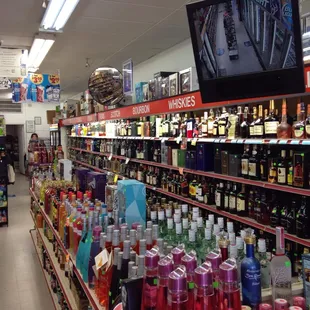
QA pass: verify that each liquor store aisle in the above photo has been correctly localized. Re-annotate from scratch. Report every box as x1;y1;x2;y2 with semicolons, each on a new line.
0;174;54;310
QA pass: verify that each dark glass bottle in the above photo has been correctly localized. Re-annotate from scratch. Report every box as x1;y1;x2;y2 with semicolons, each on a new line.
241;145;250;179
229;183;238;214
287;197;298;235
277;150;287;185
237;184;247;217
260;191;271;226
248;190;255;219
270;196;281;228
224;182;231;212
248;146;260;180
280;199;290;228
296;196;310;238
260;146;269;181
212;110;220;137
254;105;264;138
240;106;249;138
254;190;261;223
287;150;294;186
249;107;257;138
264;100;279;138
215;182;224;210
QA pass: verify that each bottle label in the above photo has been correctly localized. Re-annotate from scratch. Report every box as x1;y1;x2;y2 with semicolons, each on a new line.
202;124;208;134
242;159;249;175
187;122;193;131
306;124;310;135
158;211;164;220
277;168;286;184
166;209;172;218
242;268;261;304
137;171;142;181
248;162;256;176
151;211;157;220
229;196;236;210
215;192;221;207
218;125;226;136
176;223;182;234
264;121;279;134
249;126;254;136
182;218;189;229
287;170;293;185
294;128;305;138
254;125;264;136
237;198;245;211
212;126;217;136
137;127;141;135
167;218;173;229
189;230;195;242
208;121;214;134
224;195;229;209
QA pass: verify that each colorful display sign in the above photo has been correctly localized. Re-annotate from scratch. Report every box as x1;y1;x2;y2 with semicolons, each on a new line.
12;73;60;103
0;48;27;78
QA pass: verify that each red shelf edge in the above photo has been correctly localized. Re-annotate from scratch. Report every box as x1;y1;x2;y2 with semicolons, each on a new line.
69;147;310;197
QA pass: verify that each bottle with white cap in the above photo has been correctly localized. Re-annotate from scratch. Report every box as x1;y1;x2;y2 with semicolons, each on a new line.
258;238;270;289
217;217;224;230
208;214;215;226
227;221;234;233
200;228;213;264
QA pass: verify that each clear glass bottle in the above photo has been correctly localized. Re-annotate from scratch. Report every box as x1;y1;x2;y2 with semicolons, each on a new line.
258;239;270;289
277;98;292;139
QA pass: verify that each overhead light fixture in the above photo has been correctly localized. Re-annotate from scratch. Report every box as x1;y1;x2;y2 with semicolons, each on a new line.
42;0;47;8
28;38;55;71
40;0;80;32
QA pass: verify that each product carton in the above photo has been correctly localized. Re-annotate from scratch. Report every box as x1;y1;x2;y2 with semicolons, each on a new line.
105;184;117;211
87;171;107;202
135;82;148;103
116;180;146;229
75;167;90;192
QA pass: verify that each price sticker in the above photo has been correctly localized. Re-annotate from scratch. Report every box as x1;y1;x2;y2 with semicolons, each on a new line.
30;73;44;85
191;138;198;146
114;174;118;183
48;74;60;85
108;153;113;161
125;158;130;164
179;167;184;175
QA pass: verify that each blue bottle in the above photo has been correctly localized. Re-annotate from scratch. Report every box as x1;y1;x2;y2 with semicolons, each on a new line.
88;225;102;288
81;216;93;283
76;214;87;271
241;235;262;309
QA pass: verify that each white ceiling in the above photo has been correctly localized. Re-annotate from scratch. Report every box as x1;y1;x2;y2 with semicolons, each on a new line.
0;0;309;101
0;0;192;101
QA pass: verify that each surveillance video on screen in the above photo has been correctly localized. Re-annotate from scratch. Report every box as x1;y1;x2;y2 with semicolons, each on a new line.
193;0;296;80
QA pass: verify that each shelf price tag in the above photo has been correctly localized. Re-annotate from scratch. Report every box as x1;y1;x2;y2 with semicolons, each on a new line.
125;158;130;164
108;153;113;161
114;174;118;183
191;138;198;146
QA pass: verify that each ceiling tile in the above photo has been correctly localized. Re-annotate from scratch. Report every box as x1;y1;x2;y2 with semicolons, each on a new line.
98;0;190;9
160;7;189;28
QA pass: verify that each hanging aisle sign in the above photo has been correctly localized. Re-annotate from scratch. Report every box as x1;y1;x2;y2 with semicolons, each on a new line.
12;73;60;103
0;48;27;78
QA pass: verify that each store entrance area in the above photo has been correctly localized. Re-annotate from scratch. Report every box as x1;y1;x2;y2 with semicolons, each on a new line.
1;174;54;310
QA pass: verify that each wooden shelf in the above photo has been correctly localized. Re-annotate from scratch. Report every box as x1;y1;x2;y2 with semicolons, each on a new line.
70;159;310;248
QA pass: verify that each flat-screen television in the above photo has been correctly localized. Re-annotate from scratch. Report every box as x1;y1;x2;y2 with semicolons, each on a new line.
186;0;305;103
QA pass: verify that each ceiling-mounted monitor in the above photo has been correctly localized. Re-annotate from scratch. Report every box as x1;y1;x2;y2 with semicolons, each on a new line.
186;0;305;103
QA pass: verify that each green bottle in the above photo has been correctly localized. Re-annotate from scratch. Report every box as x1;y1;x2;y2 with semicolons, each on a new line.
158;210;167;238
197;217;205;246
164;218;175;246
182;218;189;246
175;222;183;246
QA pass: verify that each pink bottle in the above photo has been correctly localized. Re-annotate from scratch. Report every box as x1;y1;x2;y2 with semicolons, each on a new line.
289;307;302;310
157;254;173;310
194;261;215;310
171;245;185;268
293;297;306;310
205;249;222;303
168;266;188;310
275;299;289;310
141;247;160;310
181;251;197;310
218;258;241;310
259;304;272;310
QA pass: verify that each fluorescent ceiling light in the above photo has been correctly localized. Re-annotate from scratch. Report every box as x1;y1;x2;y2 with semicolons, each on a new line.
28;38;55;71
41;0;80;31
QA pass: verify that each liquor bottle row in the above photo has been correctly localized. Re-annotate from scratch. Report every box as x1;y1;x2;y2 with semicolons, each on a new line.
69;135;310;190
69;98;310;140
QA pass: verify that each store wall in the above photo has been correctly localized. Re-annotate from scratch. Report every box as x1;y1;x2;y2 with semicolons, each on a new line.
133;39;196;84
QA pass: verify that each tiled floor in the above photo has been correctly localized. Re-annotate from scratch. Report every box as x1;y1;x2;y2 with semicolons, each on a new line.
1;174;54;310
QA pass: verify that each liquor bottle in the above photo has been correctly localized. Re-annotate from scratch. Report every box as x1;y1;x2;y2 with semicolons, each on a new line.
277;150;287;185
306;104;310;138
261;191;271;226
218;108;228;138
249;107;257;138
248;145;260;180
200;228;214;263
213;110;220;137
157;254;174;309
241;235;262;308
254;105;264;138
171;114;180;138
277;99;292;139
201;112;208;137
218;237;230;262
193;117;200;138
109;248;121;308
164;218;175;246
224;182;231;212
181;113;188;138
268;159;277;184
141;247;160;309
248;189;255;219
218;259;241;310
215;182;224;211
260;146;270;182
229;183;238;214
241;145;250;179
293;102;305;139
240;106;250;138
167;266;188;310
264;100;279;138
287;150;294;186
296;196;310;239
187;112;195;138
270;227;292;306
208;109;215;137
194;262;215;310
181;251;197;309
88;226;102;288
286;198;298;235
237;184;247;217
257;239;270;290
120;240;131;280
227;107;239;139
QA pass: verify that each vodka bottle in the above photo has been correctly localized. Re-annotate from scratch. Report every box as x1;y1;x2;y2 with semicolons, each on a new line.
270;227;292;306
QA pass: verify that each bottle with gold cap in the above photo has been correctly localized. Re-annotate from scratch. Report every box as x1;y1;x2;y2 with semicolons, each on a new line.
264;99;279;138
241;233;262;309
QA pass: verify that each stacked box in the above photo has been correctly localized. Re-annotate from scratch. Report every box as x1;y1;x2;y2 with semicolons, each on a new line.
86;171;107;202
75;167;90;192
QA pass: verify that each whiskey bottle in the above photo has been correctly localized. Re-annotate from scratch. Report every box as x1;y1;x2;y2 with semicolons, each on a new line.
293;102;306;139
248;145;260;180
218;107;228;138
248;189;255;219
287;150;293;186
227;107;239;139
213;109;220;137
264;100;279;138
306;104;310;138
171;115;180;138
181;113;188;138
208;109;215;137
240;106;249;138
241;145;250;179
268;159;277;184
277;150;287;185
296;196;310;238
254;105;264;138
224;182;231;212
201;112;208;137
286;198;298;235
237;184;247;217
215;182;224;210
277;99;292;139
229;183;238;214
249;107;257;138
260;146;269;182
